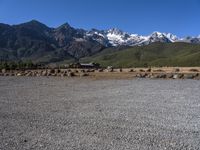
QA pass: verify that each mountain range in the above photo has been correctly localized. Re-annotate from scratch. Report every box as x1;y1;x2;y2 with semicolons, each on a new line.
85;26;200;47
0;20;200;66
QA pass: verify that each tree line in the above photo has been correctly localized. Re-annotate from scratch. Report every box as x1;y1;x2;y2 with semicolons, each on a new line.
0;60;44;70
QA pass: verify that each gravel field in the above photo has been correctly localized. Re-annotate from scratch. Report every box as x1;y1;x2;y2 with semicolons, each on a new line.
0;77;200;150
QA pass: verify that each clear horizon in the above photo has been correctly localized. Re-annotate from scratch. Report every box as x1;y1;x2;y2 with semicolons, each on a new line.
0;0;200;37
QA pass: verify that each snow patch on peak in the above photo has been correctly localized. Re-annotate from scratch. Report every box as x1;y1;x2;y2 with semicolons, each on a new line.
165;33;178;42
148;32;178;43
151;31;163;36
107;28;124;35
107;30;145;46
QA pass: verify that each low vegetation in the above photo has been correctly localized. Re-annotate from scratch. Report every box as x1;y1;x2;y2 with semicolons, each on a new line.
81;42;200;67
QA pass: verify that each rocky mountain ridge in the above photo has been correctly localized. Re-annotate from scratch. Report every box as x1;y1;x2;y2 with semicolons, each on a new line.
0;20;199;63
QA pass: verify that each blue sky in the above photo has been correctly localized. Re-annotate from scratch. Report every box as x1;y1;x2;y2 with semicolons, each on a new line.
0;0;200;37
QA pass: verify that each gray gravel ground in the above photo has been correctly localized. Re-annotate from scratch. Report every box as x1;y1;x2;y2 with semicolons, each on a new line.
0;77;200;150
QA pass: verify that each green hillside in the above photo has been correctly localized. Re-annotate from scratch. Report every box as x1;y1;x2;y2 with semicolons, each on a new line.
81;42;200;67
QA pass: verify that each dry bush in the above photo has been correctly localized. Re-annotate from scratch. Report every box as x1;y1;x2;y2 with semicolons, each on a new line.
146;68;151;72
139;69;145;72
189;69;199;72
174;68;180;72
153;69;164;72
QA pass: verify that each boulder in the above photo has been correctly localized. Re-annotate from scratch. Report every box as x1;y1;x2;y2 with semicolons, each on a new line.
172;74;178;79
67;72;75;77
178;74;184;79
194;74;200;80
47;69;55;74
36;73;41;77
146;74;153;78
161;74;167;78
54;69;61;74
156;74;167;79
24;70;29;74
74;70;79;73
38;70;43;75
80;73;89;77
106;68;113;72
80;69;85;73
167;74;173;79
194;73;199;77
183;74;195;79
32;72;37;76
17;73;22;76
1;69;6;74
142;73;148;78
97;69;104;72
26;72;32;76
42;70;47;76
61;73;67;77
10;73;15;76
90;69;95;72
136;73;147;78
107;66;113;72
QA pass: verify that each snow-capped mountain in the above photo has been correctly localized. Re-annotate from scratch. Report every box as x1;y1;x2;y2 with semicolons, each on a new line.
86;29;180;47
177;36;200;44
86;29;109;46
106;28;145;46
149;32;178;43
